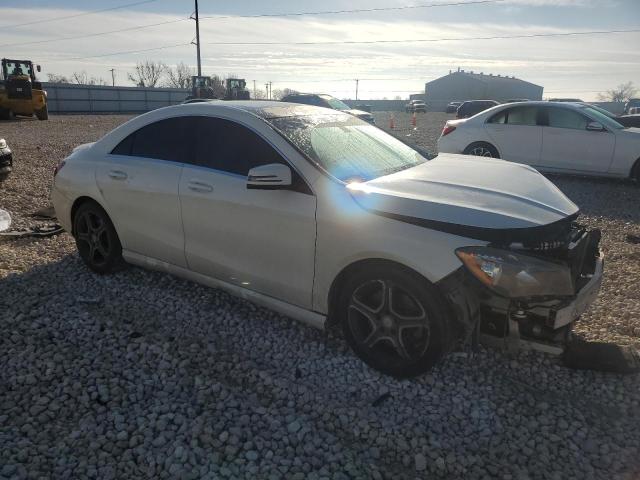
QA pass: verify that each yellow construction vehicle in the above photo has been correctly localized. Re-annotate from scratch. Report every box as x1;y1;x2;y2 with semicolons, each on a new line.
0;58;48;120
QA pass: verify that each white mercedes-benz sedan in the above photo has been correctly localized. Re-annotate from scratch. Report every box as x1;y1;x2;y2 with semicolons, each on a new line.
438;101;640;181
52;101;604;377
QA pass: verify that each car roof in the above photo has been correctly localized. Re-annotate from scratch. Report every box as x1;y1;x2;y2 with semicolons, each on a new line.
164;100;346;119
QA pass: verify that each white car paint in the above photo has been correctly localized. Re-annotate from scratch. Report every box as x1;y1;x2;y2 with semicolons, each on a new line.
51;102;600;355
437;101;640;179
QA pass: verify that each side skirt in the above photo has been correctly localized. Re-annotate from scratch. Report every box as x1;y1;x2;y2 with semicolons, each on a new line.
122;250;327;331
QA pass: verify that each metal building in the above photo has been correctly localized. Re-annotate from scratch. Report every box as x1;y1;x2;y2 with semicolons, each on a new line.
425;69;543;111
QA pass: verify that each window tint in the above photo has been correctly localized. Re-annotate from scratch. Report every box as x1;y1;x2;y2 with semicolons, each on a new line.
546;108;588;130
193;117;285;176
111;117;191;162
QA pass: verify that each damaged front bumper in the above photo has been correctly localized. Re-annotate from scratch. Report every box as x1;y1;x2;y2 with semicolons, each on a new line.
439;226;604;355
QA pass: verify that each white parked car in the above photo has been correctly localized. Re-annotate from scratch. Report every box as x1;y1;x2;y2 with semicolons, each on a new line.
52;102;603;377
438;101;640;181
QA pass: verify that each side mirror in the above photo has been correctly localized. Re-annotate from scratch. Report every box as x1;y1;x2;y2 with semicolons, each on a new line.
36;65;41;72
586;121;605;132
247;163;292;190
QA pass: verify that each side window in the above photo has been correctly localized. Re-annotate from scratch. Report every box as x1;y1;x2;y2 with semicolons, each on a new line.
111;133;134;155
488;110;507;124
488;107;537;125
547;108;588;130
506;106;538;126
111;117;191;162
131;117;191;162
193;117;285;175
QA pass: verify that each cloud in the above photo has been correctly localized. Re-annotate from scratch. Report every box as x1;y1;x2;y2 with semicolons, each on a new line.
0;4;637;99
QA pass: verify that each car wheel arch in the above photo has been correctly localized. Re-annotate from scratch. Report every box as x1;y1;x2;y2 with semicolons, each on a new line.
326;258;440;327
70;196;112;236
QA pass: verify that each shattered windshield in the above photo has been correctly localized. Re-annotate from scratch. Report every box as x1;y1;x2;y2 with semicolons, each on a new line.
269;114;427;182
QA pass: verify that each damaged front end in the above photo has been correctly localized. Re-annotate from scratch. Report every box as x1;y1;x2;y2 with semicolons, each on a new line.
440;221;604;355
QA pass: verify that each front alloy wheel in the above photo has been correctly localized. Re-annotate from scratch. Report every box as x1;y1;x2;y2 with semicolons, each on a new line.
340;265;451;377
348;280;430;362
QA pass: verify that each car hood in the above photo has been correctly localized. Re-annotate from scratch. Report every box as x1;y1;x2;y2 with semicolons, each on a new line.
348;153;579;243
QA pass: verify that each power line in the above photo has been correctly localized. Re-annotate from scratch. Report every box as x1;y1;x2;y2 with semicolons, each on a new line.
199;0;504;20
204;28;640;46
64;43;192;61
0;19;188;49
41;28;640;63
0;0;159;29
0;0;500;49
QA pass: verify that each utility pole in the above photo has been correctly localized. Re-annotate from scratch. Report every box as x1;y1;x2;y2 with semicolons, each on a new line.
355;79;359;100
109;68;115;87
265;83;269;99
253;80;256;98
192;0;202;76
269;81;272;100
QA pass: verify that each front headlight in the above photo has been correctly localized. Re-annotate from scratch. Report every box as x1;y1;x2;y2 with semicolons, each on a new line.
456;246;574;298
0;139;6;149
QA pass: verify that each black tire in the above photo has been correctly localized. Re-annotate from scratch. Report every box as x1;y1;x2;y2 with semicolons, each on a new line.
463;141;500;158
35;105;48;121
338;263;452;377
73;202;126;274
631;159;640;183
0;108;13;121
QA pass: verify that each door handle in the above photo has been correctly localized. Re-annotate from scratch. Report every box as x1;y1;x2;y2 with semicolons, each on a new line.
187;180;213;193
108;170;127;180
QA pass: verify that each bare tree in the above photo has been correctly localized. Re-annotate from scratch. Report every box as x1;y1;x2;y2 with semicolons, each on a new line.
252;89;266;100
127;60;166;87
598;81;637;103
71;71;108;86
47;73;70;83
165;62;193;89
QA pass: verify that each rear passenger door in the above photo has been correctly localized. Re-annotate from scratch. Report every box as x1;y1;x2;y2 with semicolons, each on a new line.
179;116;317;308
484;105;543;166
95;117;191;267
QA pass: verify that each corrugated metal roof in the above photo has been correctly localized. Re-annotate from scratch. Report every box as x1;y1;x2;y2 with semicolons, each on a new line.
427;71;542;89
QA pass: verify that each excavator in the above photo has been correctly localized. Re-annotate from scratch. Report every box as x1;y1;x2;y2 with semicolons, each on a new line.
185;76;250;102
0;58;48;120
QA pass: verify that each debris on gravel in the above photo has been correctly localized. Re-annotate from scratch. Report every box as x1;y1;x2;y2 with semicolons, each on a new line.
0;114;639;479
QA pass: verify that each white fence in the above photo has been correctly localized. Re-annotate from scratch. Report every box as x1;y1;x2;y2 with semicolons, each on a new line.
43;83;188;113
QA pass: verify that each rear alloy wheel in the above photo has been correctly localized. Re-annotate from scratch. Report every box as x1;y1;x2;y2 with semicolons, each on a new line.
463;142;499;158
340;265;451;377
73;202;125;274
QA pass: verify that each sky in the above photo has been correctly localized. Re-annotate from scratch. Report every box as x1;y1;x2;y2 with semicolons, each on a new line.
1;0;639;100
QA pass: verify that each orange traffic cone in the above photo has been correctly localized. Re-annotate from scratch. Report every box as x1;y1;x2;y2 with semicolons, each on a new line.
389;115;395;130
411;112;417;128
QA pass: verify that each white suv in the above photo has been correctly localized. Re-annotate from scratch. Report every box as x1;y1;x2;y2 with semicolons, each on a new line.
52;101;604;377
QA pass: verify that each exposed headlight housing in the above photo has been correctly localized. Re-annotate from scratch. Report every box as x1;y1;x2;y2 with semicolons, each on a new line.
456;246;574;298
0;139;6;149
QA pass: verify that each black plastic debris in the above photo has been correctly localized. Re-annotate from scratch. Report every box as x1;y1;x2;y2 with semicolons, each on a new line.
626;234;640;245
564;338;640;374
0;223;64;240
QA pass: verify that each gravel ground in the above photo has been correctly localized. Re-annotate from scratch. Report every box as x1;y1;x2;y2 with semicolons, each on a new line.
0;114;639;480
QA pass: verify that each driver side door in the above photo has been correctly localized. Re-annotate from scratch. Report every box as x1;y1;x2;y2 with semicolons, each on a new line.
179;116;317;308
